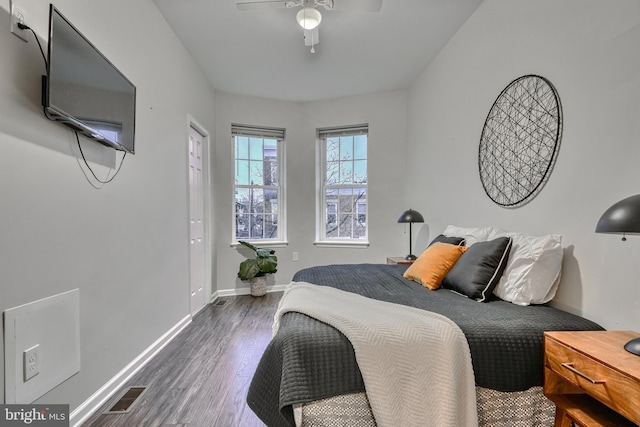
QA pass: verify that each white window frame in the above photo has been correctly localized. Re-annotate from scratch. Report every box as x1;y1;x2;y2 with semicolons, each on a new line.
232;124;287;246
315;124;369;247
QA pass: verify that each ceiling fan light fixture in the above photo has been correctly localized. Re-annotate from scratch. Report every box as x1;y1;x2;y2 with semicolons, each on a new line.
296;7;322;30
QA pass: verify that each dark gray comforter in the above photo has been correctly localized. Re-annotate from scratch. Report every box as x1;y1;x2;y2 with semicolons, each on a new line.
247;263;603;426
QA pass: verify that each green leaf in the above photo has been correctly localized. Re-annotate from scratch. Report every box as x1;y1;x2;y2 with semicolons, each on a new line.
256;248;273;258
256;256;277;274
238;240;258;252
238;259;261;280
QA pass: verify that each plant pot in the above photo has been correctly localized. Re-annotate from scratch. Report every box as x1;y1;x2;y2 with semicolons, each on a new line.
249;276;267;297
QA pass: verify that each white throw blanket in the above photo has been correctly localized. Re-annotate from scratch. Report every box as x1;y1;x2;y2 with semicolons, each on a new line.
273;282;478;427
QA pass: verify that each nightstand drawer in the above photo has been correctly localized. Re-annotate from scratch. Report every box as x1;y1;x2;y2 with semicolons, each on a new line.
545;336;640;424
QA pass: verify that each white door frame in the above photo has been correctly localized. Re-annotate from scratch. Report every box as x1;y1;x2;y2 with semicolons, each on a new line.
187;115;212;316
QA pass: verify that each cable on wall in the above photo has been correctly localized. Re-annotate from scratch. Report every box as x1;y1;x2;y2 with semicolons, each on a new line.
17;23;48;70
75;132;127;185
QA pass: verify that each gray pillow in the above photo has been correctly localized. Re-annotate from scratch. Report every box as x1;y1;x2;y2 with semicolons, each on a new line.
442;237;512;302
428;234;465;248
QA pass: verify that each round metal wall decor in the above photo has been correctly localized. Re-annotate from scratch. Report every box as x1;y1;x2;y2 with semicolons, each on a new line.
478;74;563;208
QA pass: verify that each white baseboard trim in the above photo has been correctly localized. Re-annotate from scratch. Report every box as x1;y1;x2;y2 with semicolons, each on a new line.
69;315;192;427
216;284;287;297
210;290;221;303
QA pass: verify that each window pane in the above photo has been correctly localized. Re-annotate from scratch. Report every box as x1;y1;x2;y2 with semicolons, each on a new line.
235;160;249;185
264;140;278;184
325;189;338;230
250;188;264;213
235;188;250;239
236;215;249;239
264;138;277;155
326;161;339;185
338;188;353;213
338;214;353;238
325;188;338;201
326;203;337;226
249;138;263;160
354;135;367;160
249;160;264;186
265;158;278;185
340;137;353;160
236;136;249;159
353;215;366;238
357;201;366;225
326;138;340;160
264;214;278;239
250;214;264;239
354;188;366;208
264;189;278;214
235;188;249;211
354;160;367;183
340;161;353;185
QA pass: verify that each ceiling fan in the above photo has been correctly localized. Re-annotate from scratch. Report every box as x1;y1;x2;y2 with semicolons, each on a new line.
236;0;383;53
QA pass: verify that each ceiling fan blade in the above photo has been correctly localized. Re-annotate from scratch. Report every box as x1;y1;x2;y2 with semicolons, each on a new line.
236;0;294;11
327;0;382;12
303;28;319;46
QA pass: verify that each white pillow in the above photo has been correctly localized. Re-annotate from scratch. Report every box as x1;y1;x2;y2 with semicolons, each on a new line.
442;225;493;246
488;228;563;306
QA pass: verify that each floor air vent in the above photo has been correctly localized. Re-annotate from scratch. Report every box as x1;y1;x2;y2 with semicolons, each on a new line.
104;386;147;414
213;299;227;306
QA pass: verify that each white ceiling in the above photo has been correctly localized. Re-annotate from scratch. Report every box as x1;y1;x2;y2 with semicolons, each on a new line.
152;0;483;102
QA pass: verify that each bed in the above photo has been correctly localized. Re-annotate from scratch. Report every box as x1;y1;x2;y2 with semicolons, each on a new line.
247;227;605;427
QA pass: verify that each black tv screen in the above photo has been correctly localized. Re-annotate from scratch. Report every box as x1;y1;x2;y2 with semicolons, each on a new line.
44;5;136;154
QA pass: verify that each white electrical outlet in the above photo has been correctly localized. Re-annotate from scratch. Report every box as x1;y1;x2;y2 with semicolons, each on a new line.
10;1;29;42
293;252;299;261
23;344;41;381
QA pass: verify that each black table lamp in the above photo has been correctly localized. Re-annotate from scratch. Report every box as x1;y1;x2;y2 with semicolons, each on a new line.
397;209;424;260
596;194;640;355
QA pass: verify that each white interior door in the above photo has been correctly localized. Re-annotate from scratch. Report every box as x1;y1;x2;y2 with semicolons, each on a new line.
189;124;207;316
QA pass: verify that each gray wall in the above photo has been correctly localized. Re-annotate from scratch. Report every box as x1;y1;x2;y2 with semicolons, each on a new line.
213;90;409;292
0;0;215;408
405;0;640;330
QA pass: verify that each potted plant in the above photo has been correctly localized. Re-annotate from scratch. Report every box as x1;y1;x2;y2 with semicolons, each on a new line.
237;240;278;296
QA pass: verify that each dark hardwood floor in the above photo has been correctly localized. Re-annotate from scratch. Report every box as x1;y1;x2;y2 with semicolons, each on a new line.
82;292;281;427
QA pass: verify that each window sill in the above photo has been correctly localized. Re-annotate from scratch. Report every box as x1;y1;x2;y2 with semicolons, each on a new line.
313;240;369;248
231;241;289;248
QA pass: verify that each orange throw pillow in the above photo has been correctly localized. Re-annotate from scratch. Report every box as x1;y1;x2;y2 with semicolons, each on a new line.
403;242;467;290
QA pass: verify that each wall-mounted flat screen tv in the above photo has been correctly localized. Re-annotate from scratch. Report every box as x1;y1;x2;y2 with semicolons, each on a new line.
43;4;136;154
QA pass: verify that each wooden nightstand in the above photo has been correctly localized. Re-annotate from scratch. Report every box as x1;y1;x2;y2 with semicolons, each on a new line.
386;257;415;265
544;330;640;427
